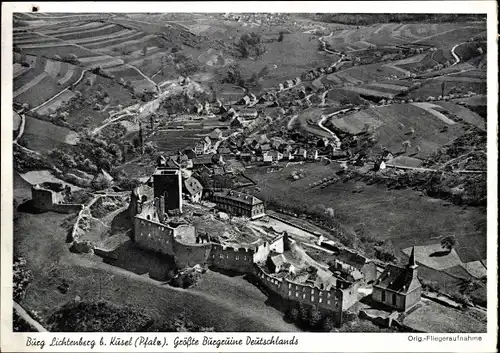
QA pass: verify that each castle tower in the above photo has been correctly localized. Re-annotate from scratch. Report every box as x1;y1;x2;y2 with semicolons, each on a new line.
152;167;183;213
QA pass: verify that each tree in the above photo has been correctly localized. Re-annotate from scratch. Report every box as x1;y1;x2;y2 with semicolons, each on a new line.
402;140;411;153
142;46;148;56
441;235;456;252
415;145;421;154
91;173;111;190
278;31;285;42
308;308;323;329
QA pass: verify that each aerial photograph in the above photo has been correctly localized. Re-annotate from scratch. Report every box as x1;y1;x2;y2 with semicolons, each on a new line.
12;12;487;333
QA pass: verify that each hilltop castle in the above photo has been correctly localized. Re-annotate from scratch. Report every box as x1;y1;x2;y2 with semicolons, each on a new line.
128;160;371;327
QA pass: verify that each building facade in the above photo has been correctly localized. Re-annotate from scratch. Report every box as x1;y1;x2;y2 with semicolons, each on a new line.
212;190;265;219
372;246;422;311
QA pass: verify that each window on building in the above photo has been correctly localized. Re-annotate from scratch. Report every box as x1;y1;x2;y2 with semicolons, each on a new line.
319;298;323;303
327;300;331;305
327;293;331;298
220;254;224;259
235;256;239;260
381;290;386;302
295;292;298;297
302;294;306;299
311;289;314;294
288;291;291;296
392;293;397;306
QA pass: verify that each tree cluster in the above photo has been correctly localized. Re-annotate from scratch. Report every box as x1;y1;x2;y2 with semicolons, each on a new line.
234;32;266;58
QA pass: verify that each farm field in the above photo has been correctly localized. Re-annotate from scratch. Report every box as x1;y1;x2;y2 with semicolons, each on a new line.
243;163;486;263
327;103;466;158
13;56;84;108
18;115;79;153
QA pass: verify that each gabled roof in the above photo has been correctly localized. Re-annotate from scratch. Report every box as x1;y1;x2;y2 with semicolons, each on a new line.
184;177;203;196
335;249;369;269
374;264;421;293
214;190;263;206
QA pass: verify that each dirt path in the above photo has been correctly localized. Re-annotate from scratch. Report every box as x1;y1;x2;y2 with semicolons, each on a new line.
13;112;26;144
13;302;48;332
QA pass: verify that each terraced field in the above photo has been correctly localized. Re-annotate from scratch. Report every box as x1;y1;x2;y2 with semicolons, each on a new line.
13;55;84;108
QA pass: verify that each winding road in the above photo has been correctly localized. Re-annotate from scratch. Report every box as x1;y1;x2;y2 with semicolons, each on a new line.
450;43;462;66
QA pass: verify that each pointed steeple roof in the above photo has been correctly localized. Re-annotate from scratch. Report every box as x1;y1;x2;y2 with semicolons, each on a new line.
408;246;418;269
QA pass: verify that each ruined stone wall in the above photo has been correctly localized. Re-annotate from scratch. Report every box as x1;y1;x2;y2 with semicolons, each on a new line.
209;244;255;273
134;216;175;255
173;239;212;268
253;265;344;325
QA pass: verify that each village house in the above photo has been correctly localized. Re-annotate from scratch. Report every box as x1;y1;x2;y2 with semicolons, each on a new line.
294;76;301;85
230;116;244;128
307;149;319;160
283;151;294;161
298;90;307;99
239;108;259;120
217;147;232;156
278;83;284;91
372;247;422;312
239;152;253;162
209;128;223;141
183;176;203;203
237;95;251;105
212;190;265;219
194;136;212;155
263;154;273;165
294;148;307;160
264;150;283;162
192;154;223;168
259;143;271;153
221;107;237;121
317;137;330;148
285;79;294;88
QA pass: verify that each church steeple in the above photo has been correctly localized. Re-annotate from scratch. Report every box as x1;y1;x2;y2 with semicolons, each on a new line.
407;246;418;270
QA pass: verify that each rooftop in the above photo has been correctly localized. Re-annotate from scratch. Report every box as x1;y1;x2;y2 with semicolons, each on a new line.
214;190;263;206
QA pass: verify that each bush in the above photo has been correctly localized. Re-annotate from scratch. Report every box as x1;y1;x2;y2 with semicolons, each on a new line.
374;242;396;262
13;257;33;302
48;300;153;332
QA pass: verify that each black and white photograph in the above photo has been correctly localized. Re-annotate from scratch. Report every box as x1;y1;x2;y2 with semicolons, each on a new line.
1;2;497;352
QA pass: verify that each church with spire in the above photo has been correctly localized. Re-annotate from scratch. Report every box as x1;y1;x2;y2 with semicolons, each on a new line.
371;246;422;311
